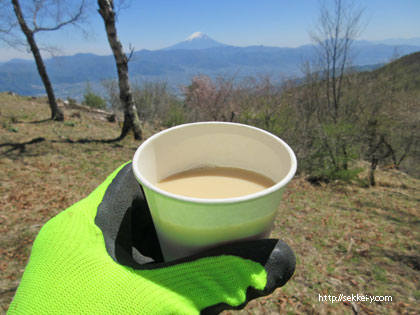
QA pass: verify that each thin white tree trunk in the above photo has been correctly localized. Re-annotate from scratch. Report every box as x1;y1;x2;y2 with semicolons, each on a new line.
98;0;142;140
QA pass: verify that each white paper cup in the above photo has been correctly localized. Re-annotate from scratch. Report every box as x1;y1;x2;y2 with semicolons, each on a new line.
132;122;297;261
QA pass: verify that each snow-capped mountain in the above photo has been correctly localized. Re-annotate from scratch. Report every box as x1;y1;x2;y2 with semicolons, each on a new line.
163;32;228;50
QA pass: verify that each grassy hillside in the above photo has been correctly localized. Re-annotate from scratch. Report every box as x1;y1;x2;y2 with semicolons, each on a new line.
368;51;420;91
1;93;419;314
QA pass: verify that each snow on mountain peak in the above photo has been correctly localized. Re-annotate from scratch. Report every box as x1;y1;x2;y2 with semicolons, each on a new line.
185;32;206;41
164;32;226;50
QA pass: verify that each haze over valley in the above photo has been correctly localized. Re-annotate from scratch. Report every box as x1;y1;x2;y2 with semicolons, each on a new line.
1;33;420;99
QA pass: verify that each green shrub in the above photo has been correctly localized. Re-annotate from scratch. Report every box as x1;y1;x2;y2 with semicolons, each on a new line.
64;121;76;127
308;165;363;183
67;97;77;106
164;103;186;127
2;121;18;133
84;92;106;109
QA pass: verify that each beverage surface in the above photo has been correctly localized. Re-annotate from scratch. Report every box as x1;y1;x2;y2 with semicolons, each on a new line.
156;166;275;199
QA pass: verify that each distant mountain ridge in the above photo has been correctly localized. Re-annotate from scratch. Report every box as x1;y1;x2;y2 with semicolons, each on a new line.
372;37;420;46
1;33;420;99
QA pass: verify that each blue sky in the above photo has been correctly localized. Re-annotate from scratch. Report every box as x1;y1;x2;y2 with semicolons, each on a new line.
1;0;420;61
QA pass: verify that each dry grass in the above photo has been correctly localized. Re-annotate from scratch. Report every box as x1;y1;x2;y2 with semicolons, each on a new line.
225;173;420;314
1;93;419;314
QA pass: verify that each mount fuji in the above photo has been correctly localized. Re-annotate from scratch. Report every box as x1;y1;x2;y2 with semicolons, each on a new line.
164;32;228;50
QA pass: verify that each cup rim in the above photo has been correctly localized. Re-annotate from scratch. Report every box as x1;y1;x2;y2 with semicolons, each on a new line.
132;122;297;204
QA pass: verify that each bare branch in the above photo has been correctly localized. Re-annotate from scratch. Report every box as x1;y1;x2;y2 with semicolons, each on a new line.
127;43;135;62
32;0;44;31
0;1;17;35
33;0;87;33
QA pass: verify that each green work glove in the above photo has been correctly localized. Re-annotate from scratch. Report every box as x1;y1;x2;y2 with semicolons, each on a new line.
8;162;295;314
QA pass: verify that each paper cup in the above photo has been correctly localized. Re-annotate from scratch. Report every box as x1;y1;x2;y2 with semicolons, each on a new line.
132;122;297;261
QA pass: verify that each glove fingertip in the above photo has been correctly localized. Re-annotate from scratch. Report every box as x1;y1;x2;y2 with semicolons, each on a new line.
200;239;295;315
264;240;296;293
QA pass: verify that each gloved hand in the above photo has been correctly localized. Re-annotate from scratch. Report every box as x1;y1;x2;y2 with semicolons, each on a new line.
8;162;295;315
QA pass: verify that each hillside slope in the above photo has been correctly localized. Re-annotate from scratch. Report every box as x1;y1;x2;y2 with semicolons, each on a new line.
1;93;419;314
366;51;420;91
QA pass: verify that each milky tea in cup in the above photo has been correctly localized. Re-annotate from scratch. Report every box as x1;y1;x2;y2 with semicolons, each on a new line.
132;122;297;261
156;166;276;199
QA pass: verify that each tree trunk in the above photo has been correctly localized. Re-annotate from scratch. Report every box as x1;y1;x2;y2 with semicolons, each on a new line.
11;0;64;121
369;156;377;187
98;0;142;140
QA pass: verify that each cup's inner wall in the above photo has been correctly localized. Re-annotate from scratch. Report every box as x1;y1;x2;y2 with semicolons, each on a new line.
137;123;292;187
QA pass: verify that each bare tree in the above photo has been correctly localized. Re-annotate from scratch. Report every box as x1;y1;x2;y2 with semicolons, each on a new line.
306;0;364;178
9;0;88;121
98;0;142;140
250;75;283;131
234;75;286;132
101;78;121;111
355;52;420;185
132;81;180;123
184;75;235;122
311;0;363;120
